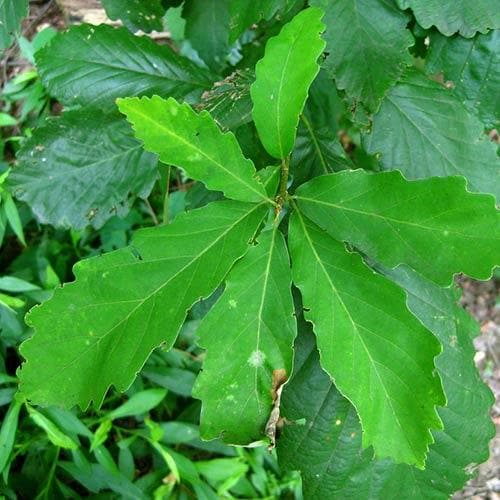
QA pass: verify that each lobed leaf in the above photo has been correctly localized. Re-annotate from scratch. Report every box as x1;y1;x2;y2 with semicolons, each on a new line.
427;30;500;130
278;267;494;498
101;0;165;33
250;7;326;159
396;0;500;37
363;70;500;200
295;170;500;286
0;0;28;50
193;227;296;444
229;0;295;43
19;201;268;408
312;0;413;111
289;210;444;466
36;24;215;108
118;96;270;203
9;109;158;230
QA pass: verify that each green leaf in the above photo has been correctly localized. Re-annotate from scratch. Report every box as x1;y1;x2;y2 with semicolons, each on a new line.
107;388;167;420
27;406;79;449
0;112;17;127
290;71;351;186
229;1;299;43
427;30;500;129
36;24;215;108
312;0;413;111
250;7;326;159
101;0;165;32
0;398;22;473
118;96;270;203
396;0;500;37
9;109;158;230
289;210;444;467
2;192;25;245
0;276;40;293
295;170;500;286
183;0;230;71
277;267;494;498
193;227;296;444
18;200;268;408
363;70;500;200
0;0;28;50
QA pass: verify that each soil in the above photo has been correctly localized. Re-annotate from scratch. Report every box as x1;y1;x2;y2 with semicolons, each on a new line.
455;278;500;500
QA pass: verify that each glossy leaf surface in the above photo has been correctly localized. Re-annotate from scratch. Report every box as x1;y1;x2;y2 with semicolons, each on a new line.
19;201;267;408
37;24;214;108
278;267;494;498
296;170;500;285
118;96;269;203
289;211;444;466
250;7;325;159
194;228;296;444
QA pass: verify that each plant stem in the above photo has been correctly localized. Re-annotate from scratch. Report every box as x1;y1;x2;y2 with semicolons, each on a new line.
162;165;171;224
278;155;290;202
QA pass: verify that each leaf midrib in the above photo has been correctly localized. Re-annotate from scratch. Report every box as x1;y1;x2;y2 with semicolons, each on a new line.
295;194;494;240
127;104;271;203
294;209;417;458
34;203;266;393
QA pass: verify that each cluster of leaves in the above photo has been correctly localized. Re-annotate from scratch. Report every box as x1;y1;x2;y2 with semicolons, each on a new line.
1;0;499;498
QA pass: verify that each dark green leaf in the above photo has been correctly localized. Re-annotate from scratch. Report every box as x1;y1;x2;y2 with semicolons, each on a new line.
396;0;500;37
101;0;165;33
312;0;413;111
0;0;28;50
183;0;230;71
9;109;158;230
427;30;500;129
201;69;253;131
278;267;494;498
363;70;500;200
36;24;215;108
